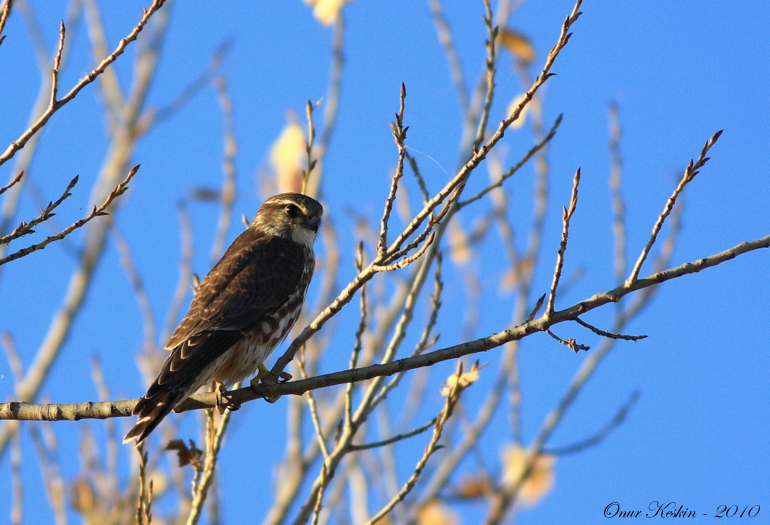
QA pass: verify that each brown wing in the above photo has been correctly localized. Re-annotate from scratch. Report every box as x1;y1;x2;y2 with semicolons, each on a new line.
124;230;308;444
157;229;306;387
171;231;306;343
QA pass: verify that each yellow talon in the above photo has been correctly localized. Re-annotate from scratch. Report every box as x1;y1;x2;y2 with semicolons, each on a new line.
255;364;292;382
214;381;227;414
214;381;240;413
249;364;292;403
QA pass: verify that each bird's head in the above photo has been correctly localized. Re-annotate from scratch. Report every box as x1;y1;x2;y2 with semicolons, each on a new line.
252;193;324;247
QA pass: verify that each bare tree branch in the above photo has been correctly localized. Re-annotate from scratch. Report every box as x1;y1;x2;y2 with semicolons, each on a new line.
626;130;723;285
0;0;167;168
0;165;139;266
545;167;580;317
2;231;767;423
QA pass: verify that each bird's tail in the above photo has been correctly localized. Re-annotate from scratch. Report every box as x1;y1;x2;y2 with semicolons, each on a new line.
123;383;192;445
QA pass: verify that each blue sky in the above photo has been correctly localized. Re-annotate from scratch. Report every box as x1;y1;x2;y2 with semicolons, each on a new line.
0;1;768;523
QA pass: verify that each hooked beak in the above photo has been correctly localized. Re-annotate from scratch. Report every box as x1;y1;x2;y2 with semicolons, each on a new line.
304;216;321;232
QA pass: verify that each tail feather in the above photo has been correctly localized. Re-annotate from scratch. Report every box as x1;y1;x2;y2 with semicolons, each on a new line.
123;386;190;445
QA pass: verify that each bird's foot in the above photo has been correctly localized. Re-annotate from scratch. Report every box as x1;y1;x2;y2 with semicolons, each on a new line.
214;381;241;413
255;363;292;382
250;364;292;403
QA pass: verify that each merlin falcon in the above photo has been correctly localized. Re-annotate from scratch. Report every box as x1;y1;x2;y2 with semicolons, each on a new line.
124;193;323;444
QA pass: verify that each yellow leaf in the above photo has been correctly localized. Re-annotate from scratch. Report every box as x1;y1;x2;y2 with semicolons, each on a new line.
499;27;536;64
270;121;306;194
311;0;352;26
501;443;556;507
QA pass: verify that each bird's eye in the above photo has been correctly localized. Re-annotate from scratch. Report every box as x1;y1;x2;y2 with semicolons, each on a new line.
285;204;301;217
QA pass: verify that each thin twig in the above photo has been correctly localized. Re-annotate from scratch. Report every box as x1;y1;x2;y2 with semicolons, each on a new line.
311;463;329;525
378;83;408;257
429;0;469;114
0;0;167;168
112;225;157;354
142;38;233;131
28;422;67;525
545;167;580;316
573;316;646;341
0;171;24;197
49;21;65;106
626;130;723;285
345;243;367;430
2;333;24;385
0;0;12;46
163;202;195;345
473;0;499;151
90;355;120;506
608;102;626;286
10;428;22;525
210;74;238;263
405;151;430;203
365;362;467;525
459;114;562;208
545;391;640;456
318;14;345;157
299;348;330;460
0;165;139;266
349;417;437;451
186;398;234;525
302;99;319;196
0;175;79;246
135;445;153;525
544;328;589;352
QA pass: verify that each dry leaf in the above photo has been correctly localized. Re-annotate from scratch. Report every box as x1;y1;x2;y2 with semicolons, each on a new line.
71;478;97;515
501;443;555;507
441;360;487;396
447;220;471;266
455;474;494;499
499;267;518;293
166;439;203;468
499;27;536;64
418;500;458;525
270;121;306;194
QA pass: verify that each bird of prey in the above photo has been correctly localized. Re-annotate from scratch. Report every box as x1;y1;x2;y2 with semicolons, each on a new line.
124;193;323;444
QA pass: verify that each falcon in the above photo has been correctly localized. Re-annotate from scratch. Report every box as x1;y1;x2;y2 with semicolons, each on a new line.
124;193;323;444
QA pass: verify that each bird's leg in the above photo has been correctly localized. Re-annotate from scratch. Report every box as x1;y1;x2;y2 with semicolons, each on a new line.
214;381;241;413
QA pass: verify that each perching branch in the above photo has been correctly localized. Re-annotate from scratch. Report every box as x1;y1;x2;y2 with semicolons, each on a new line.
2;231;768;422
